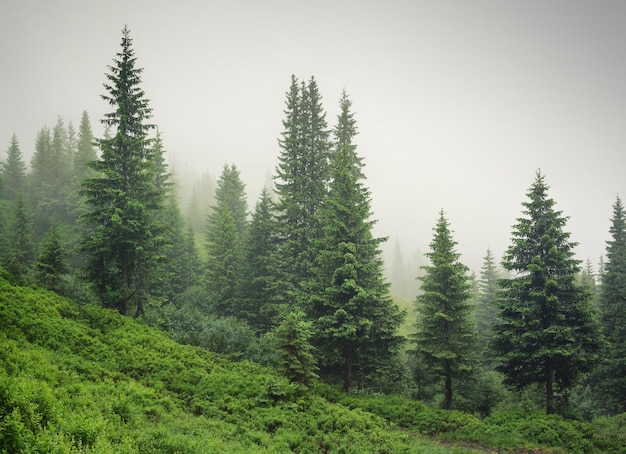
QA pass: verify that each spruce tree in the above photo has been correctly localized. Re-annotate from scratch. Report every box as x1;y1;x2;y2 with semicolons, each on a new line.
493;171;601;414
476;248;500;358
80;26;165;316
596;196;626;412
30;118;72;235
205;164;248;316
2;134;27;202
240;188;281;332
413;210;475;409
311;91;404;393
35;221;68;292
5;195;35;284
274;75;331;306
273;309;319;387
71;111;98;194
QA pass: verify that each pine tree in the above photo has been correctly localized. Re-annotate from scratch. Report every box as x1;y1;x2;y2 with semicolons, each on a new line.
493;171;601;414
310;91;404;393
413;210;475;409
80;26;165;316
30;118;73;235
274;76;331;306
476;248;500;358
273;309;319;387
35;221;68;292
72;112;98;186
240;188;281;332
596;196;626;412
205;164;248;316
2;134;27;202
5;195;35;283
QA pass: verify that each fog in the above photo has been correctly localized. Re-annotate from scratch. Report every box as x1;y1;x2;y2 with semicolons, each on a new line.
2;0;625;273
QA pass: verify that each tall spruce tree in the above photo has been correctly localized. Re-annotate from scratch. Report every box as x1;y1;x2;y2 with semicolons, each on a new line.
205;164;248;316
274;75;331;306
310;91;404;393
493;171;601;414
239;188;281;332
476;248;500;358
71;112;98;190
2;134;27;203
30;118;73;235
596;196;626;412
413;210;475;409
80;26;165;316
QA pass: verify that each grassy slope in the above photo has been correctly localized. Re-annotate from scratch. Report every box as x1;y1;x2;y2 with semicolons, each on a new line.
0;275;474;453
1;276;625;453
392;293;417;339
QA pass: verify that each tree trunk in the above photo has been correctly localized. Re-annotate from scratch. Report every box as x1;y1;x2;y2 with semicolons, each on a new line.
343;350;352;394
444;360;453;409
546;368;555;414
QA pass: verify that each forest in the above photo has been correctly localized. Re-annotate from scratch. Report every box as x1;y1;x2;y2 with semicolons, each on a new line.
1;27;626;452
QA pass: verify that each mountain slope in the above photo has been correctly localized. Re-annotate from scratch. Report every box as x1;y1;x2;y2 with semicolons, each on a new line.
0;274;471;453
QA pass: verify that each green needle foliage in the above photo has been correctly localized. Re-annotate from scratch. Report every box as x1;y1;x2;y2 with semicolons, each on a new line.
35;221;68;292
311;91;404;393
2;134;27;203
476;248;500;362
274;75;331;307
413;210;476;409
205;164;248;316
240;187;282;332
597;196;626;412
273;309;319;387
493;171;601;414
80;26;166;317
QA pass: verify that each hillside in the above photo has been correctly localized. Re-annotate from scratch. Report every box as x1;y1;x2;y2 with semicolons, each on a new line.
1;275;626;453
0;274;476;453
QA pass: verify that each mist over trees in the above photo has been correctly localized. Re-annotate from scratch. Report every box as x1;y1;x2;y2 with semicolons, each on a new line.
2;26;626;424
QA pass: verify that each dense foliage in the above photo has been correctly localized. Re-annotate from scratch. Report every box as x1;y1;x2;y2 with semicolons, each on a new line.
2;277;626;453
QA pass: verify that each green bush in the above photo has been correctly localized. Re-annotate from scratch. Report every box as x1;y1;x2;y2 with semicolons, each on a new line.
3;274;625;453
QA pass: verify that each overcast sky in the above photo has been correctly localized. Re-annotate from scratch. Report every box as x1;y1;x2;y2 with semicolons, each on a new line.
1;0;625;273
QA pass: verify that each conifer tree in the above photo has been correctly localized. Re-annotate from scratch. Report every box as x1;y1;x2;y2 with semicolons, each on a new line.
413;210;475;409
2;134;27;202
274;309;319;387
80;26;165;316
35;221;68;292
30;118;73;235
274;75;331;305
240;188;281;332
311;91;404;393
205;164;247;316
476;248;500;357
5;195;35;283
493;171;601;414
596;196;626;412
72;112;98;186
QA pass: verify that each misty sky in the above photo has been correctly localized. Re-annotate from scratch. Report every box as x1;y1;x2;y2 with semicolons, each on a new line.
1;0;625;273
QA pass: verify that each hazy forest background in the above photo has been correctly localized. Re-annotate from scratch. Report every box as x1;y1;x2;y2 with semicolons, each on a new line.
2;26;626;453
